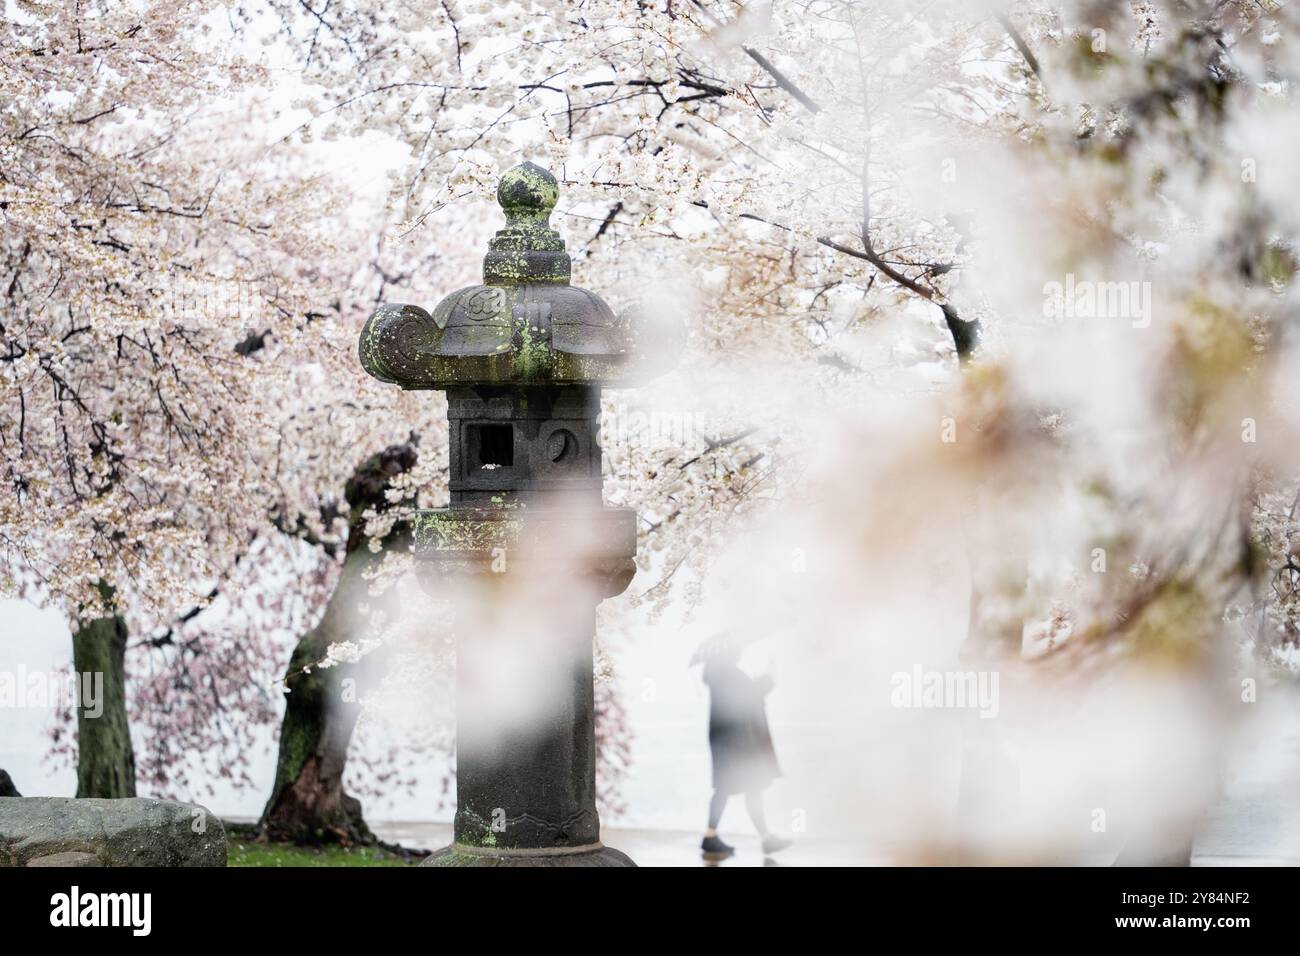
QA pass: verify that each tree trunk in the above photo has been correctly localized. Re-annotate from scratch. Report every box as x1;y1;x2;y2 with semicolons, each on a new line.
259;441;417;845
72;610;136;798
258;546;377;844
0;769;20;797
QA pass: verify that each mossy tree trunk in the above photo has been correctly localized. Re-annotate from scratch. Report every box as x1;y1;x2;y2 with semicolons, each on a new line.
259;442;416;845
72;606;136;798
258;546;379;844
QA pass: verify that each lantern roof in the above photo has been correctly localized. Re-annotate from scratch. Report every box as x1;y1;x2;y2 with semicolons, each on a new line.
360;162;644;389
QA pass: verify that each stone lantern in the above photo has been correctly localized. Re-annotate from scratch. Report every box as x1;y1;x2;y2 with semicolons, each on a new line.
359;162;656;866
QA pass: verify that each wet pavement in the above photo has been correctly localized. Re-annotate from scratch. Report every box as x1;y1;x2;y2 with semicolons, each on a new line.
372;698;1300;866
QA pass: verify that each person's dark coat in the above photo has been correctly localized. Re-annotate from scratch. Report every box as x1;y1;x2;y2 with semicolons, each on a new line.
704;660;781;795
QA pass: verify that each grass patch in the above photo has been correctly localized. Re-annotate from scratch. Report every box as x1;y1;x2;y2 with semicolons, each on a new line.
228;839;419;867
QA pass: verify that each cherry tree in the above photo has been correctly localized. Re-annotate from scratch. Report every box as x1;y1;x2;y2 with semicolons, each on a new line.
0;0;420;798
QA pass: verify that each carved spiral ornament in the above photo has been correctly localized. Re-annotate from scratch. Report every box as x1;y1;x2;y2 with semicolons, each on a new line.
358;303;442;386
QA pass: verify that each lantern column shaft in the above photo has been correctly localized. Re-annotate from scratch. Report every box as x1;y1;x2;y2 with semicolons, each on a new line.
453;602;599;850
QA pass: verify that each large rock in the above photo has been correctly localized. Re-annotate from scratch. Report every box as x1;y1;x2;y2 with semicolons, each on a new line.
0;798;226;867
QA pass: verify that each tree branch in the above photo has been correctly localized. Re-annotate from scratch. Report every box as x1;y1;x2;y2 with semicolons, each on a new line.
996;13;1045;88
742;47;822;113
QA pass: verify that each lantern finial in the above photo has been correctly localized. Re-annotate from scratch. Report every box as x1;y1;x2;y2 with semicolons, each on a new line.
484;161;570;285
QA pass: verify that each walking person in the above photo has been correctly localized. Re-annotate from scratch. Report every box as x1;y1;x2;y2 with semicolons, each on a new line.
696;637;791;860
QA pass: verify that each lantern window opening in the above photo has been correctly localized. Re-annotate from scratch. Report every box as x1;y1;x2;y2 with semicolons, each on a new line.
472;423;514;468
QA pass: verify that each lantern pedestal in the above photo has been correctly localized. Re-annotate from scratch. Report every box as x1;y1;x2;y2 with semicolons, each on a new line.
415;506;637;868
422;843;634;867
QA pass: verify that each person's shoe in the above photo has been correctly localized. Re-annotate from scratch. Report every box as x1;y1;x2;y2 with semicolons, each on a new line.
701;835;735;860
761;834;792;855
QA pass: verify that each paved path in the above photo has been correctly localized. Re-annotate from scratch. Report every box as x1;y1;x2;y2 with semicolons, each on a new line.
372;820;872;866
1189;688;1300;866
375;690;1300;867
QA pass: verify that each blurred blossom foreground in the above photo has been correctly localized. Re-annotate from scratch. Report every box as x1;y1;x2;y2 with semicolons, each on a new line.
372;680;1300;865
